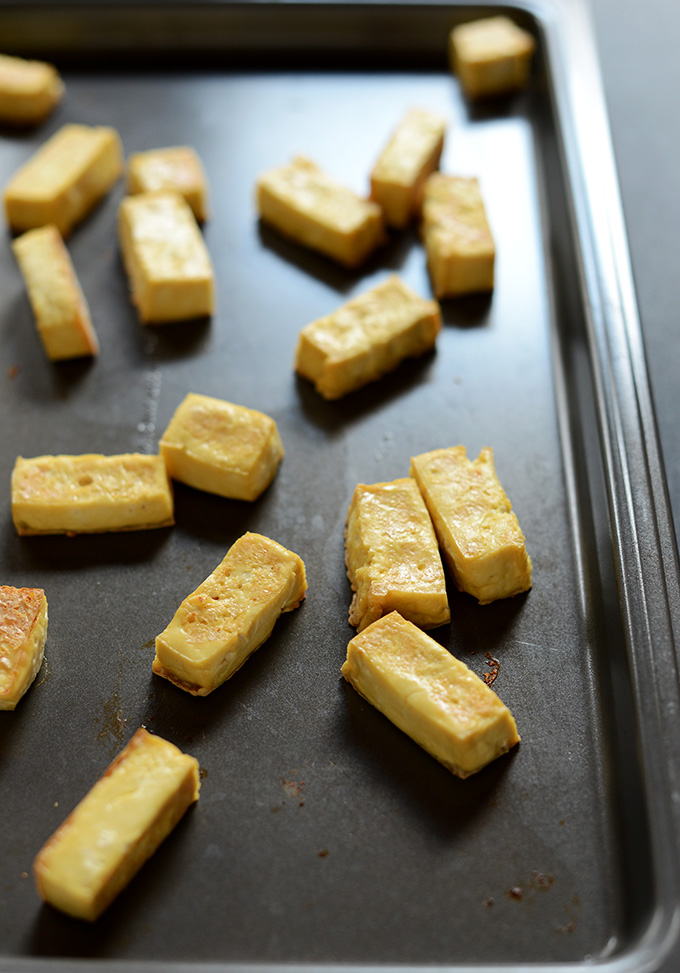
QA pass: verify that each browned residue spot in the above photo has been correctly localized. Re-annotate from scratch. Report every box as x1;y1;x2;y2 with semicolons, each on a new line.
282;777;305;798
318;849;329;858
199;766;209;780
94;689;127;744
8;365;18;379
484;896;494;908
484;651;500;686
507;886;523;900
557;921;576;935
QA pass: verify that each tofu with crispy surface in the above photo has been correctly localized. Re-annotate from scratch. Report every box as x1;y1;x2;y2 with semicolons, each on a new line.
0;585;48;711
256;155;385;268
370;108;446;228
33;728;200;921
410;446;532;603
118;191;215;324
153;532;306;696
295;275;441;399
0;53;63;125
342;611;520;778
12;224;99;360
11;453;174;535
449;16;535;100
345;478;449;632
4;123;123;236
126;146;209;222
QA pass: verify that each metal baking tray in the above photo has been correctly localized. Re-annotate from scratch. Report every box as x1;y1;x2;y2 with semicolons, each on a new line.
2;1;680;971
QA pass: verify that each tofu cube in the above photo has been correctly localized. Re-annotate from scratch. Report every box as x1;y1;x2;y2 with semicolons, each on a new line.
0;585;48;711
0;53;64;125
342;611;520;778
295;275;441;400
126;146;209;222
449;15;536;100
345;477;450;632
370;108;446;228
12;224;99;361
33;728;200;921
410;446;532;603
256;155;385;268
153;532;307;695
118;191;215;324
421;174;495;298
4;123;123;236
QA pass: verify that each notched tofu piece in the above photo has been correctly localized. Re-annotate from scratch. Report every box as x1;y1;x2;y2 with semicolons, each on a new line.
11;453;174;535
421;173;495;298
345;477;449;632
4;123;123;236
256;155;385;268
153;532;307;696
126;146;209;222
33;727;200;921
0;53;64;126
160;393;283;501
410;445;532;603
370;108;446;229
295;275;441;400
118;191;215;324
342;611;520;778
12;224;99;361
0;585;48;711
449;15;536;100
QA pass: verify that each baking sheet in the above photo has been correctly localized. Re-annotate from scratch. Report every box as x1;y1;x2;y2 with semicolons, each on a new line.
2;2;680;971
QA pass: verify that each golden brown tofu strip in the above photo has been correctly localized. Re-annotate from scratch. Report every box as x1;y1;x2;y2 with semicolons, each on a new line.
449;16;535;100
0;53;63;125
0;585;48;711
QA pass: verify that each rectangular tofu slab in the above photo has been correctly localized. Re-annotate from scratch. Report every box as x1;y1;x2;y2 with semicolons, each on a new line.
33;728;200;921
160;393;284;501
118;191;215;324
0;53;63;125
370;108;446;228
410;446;532;603
126;146;209;222
342;611;520;778
256;155;385;268
345;477;450;632
0;585;48;711
4;123;123;236
12;224;99;360
421;174;495;298
295;275;441;399
449;16;536;100
11;453;174;535
153;532;307;695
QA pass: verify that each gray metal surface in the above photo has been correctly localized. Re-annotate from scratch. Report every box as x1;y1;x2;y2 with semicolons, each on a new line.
1;1;679;971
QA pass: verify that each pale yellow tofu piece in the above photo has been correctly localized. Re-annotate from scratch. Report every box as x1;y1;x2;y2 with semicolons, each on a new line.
33;728;200;921
160;393;283;501
256;155;385;268
118;191;215;324
0;53;64;125
154;532;307;695
11;453;174;536
0;585;48;711
410;446;532;604
342;611;520;778
421;173;495;298
11;224;99;361
345;478;449;632
126;146;209;222
370;108;446;229
4;123;123;236
449;16;535;100
295;275;441;400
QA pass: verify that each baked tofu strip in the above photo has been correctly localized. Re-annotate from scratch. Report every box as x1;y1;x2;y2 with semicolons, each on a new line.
449;16;535;100
0;54;63;126
118;191;215;324
342;611;520;778
410;446;532;604
295;275;441;400
421;174;495;298
370;108;446;229
0;586;48;711
33;728;200;922
12;225;99;361
153;532;307;696
256;155;385;268
11;453;174;536
160;393;284;501
4;124;123;236
126;146;209;222
345;478;450;632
